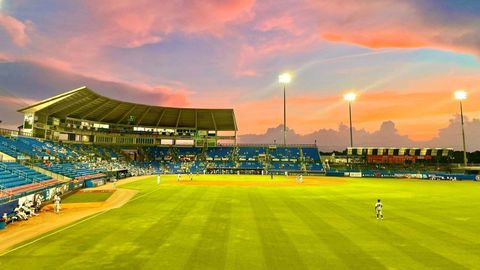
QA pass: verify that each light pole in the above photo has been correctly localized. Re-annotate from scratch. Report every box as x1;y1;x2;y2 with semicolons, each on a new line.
454;90;468;167
344;92;356;148
279;73;291;146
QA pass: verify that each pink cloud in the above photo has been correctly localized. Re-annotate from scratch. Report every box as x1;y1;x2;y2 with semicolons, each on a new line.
0;12;32;47
0;52;12;62
0;95;37;106
85;0;255;48
1;1;257;86
149;86;191;107
255;15;303;35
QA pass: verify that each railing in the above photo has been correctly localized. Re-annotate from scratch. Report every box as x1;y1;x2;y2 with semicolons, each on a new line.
0;185;10;198
218;143;318;148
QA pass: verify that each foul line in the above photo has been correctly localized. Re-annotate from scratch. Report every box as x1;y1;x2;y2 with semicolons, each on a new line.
0;186;163;257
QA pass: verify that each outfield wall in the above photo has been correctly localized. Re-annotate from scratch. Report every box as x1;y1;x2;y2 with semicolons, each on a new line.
326;170;478;181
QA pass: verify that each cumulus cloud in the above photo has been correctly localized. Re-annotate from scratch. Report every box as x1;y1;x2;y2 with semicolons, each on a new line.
239;117;480;151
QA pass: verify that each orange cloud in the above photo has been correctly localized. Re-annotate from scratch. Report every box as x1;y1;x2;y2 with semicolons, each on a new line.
322;31;427;49
312;0;480;56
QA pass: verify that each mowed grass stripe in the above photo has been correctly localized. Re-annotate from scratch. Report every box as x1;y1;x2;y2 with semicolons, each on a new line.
54;185;188;269
249;188;307;270
225;188;267;270
345;196;478;269
0;183;170;268
387;201;480;245
305;189;469;270
64;188;188;269
108;187;208;269
280;192;386;269
297;189;429;269
140;186;218;270
183;187;232;270
330;189;480;269
263;188;346;269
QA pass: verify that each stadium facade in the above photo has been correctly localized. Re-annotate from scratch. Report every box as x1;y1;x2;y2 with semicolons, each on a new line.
17;86;237;147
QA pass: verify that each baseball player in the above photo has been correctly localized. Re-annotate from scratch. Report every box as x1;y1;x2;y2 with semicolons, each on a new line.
375;199;383;220
53;193;61;214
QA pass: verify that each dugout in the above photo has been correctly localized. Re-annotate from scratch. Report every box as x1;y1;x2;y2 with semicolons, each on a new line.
106;169;129;180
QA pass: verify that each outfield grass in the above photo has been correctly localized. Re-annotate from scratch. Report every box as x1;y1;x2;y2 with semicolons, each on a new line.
1;175;480;269
62;191;113;203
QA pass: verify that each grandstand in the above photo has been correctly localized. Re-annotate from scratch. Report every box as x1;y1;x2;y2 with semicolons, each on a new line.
17;86;237;147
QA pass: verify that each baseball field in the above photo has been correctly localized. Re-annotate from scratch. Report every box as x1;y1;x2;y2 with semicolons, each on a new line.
1;175;479;269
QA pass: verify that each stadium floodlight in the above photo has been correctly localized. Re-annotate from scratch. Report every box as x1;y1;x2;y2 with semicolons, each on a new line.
343;92;356;148
278;73;292;84
454;90;468;166
343;92;356;102
454;90;467;101
279;73;291;145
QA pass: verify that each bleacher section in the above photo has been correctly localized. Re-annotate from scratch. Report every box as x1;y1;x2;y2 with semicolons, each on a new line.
0;162;53;190
0;135;51;159
206;147;233;161
64;144;119;160
1;134;323;175
0;135;83;160
237;147;266;161
301;147;323;172
37;162;104;179
142;145;322;173
269;147;300;161
145;147;171;161
238;161;264;170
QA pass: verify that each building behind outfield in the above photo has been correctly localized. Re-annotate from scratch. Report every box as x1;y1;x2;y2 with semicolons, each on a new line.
17;86;237;147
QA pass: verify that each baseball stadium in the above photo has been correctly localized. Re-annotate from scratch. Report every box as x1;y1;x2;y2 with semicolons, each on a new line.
2;1;480;269
0;85;479;270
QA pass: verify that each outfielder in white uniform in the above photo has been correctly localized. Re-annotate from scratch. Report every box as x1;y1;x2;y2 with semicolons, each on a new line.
375;199;383;220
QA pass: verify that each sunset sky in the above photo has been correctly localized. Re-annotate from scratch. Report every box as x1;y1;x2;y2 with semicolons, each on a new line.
0;0;479;143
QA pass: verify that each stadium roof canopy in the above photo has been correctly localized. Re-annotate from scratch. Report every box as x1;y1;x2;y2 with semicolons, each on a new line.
18;86;237;131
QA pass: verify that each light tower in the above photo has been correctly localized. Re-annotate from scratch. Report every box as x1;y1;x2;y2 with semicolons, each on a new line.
454;90;468;166
343;92;356;148
279;73;291;146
